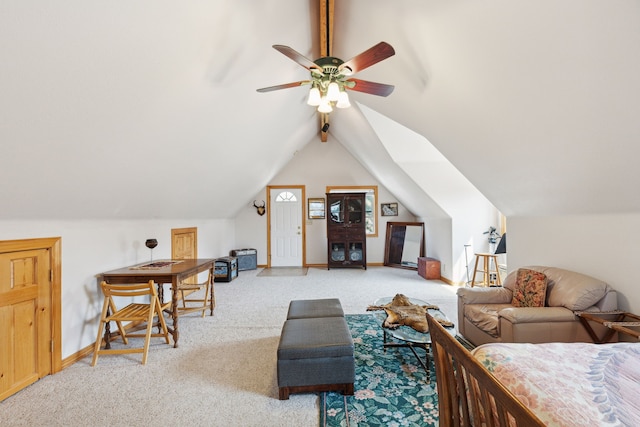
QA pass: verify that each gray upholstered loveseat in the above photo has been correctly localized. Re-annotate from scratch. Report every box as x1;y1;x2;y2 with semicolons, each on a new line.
457;266;618;347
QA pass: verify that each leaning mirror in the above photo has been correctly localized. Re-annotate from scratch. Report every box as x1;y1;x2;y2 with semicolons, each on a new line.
383;222;425;270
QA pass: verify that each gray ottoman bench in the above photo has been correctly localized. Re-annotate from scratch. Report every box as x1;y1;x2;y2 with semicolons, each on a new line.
286;298;344;319
277;299;355;400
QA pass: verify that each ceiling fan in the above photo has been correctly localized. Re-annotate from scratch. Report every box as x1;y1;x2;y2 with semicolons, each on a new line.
256;0;395;141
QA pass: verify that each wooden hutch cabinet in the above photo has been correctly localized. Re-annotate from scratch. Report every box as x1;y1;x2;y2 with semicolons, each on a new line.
326;192;367;269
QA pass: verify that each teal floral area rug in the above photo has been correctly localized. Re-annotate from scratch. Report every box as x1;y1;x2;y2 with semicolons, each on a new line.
320;314;439;426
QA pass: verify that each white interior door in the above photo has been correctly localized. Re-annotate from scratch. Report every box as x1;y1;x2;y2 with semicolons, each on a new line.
270;188;303;267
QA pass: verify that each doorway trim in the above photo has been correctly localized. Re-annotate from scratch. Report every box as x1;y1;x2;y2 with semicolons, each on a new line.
266;185;306;268
0;237;62;375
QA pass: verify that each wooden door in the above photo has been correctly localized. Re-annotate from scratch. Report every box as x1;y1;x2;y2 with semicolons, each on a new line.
0;248;51;401
171;227;197;260
269;188;303;267
172;227;198;284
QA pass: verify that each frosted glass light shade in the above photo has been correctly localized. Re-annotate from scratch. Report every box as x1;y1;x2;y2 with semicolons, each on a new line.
336;91;351;108
317;96;333;113
326;82;340;101
307;87;321;106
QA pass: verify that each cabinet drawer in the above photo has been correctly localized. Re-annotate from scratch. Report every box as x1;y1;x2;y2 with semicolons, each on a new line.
346;233;363;241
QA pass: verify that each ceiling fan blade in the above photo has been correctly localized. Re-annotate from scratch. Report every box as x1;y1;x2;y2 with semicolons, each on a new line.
339;42;395;75
256;81;310;93
272;45;323;74
346;78;395;97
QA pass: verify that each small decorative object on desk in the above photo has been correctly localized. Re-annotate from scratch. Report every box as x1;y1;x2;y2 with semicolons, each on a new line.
145;239;158;261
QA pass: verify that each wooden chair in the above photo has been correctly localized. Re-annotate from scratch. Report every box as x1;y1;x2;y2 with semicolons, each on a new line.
426;314;545;427
174;269;214;317
91;280;171;366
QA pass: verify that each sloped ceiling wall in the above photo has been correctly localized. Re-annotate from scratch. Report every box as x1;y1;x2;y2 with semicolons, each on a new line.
1;1;639;221
351;0;640;218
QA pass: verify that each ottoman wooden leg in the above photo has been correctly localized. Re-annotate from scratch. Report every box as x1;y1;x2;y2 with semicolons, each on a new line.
279;387;290;400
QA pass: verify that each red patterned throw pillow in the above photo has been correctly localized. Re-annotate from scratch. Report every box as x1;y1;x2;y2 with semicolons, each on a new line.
511;268;548;307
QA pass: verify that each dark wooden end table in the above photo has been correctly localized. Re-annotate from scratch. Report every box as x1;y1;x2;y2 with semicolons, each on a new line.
576;311;640;343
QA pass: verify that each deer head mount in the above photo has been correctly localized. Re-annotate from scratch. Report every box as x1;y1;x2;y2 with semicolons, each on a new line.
253;200;266;216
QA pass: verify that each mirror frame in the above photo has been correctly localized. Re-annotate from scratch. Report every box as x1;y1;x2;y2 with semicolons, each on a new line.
383;221;426;270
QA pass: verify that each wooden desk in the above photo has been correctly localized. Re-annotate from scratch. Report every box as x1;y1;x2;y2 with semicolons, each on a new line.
100;258;215;348
576;311;640;343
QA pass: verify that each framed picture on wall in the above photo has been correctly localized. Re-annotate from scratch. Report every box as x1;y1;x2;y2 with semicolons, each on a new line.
308;198;326;219
381;202;398;216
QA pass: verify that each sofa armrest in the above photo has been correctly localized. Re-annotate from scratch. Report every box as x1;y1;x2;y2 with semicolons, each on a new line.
457;287;512;305
499;307;577;324
594;290;618;312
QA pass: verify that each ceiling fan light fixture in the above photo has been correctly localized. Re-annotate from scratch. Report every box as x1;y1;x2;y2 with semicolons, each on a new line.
307;86;321;106
326;81;340;101
336;90;351;109
257;41;395;137
317;96;333;113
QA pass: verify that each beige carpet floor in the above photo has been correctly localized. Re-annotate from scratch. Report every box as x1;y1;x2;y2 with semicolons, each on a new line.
0;266;458;427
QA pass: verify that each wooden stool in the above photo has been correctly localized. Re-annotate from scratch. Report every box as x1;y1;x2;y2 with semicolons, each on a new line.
472;253;501;287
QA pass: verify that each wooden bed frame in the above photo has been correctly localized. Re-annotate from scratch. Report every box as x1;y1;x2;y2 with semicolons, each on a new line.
426;314;545;426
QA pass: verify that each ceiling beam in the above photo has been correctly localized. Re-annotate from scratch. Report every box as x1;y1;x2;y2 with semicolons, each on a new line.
319;0;334;142
319;0;334;58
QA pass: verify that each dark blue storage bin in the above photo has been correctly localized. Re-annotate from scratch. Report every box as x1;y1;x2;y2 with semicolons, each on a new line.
231;248;257;271
214;256;238;282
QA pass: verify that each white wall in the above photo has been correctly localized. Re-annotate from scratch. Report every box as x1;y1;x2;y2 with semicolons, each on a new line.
0;138;421;361
419;214;503;285
0;219;234;359
234;139;416;266
356;103;502;284
508;214;640;313
233;193;269;265
422;217;451;270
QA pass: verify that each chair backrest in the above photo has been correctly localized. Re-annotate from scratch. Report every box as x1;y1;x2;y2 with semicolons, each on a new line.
101;280;158;299
426;314;545;427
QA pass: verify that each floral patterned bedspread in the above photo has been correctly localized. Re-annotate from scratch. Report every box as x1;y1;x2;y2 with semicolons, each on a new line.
472;342;640;426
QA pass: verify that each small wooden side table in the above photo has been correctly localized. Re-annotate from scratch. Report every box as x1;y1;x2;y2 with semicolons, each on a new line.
576;311;640;343
418;257;441;280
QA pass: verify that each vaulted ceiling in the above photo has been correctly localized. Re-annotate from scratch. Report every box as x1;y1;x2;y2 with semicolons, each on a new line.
2;1;639;220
